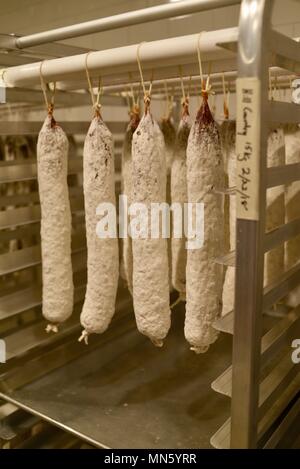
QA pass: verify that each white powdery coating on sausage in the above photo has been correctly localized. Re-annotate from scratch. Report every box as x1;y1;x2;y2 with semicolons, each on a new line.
185;112;224;353
80;116;119;334
120;122;135;294
131;113;171;345
220;121;236;317
37;115;74;324
285;125;300;307
264;128;285;287
170;113;191;296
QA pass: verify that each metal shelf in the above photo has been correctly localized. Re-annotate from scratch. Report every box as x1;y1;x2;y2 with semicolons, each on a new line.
211;378;300;449
212;307;300;398
0;401;94;449
0;307;232;449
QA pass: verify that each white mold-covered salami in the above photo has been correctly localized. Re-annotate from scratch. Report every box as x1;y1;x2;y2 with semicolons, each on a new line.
285;124;300;307
131;112;171;346
121;108;140;294
265;128;285;287
37;114;73;328
220;121;236;317
170;105;191;297
80;115;119;337
185;97;225;353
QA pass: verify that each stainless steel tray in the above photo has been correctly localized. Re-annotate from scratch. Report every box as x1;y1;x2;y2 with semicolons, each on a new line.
0;305;231;449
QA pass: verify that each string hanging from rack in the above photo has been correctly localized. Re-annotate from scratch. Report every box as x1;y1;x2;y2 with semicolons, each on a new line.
85;52;102;116
39;60;56;120
128;71;140;118
170;295;182;310
178;65;189;114
136;42;153;114
222;72;229;119
197;32;214;101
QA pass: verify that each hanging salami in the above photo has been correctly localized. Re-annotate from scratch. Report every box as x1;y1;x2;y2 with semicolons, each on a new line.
185;91;225;353
131;96;171;346
37;111;74;331
171;99;191;297
80;110;119;340
121;105;140;294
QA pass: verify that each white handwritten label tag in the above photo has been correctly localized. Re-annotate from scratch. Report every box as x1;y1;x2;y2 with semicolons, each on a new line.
236;77;261;220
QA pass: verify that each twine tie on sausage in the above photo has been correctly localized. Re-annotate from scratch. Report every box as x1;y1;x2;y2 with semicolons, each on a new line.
190;345;209;354
78;329;89;345
128;71;141;109
39;61;56;117
170;293;186;309
197;32;214;101
127;73;141;120
85;52;102;117
178;66;189;114
151;338;163;348
45;324;58;334
136;42;153;114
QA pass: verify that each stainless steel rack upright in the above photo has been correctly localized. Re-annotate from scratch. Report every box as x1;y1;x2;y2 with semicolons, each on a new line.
211;0;300;449
0;0;299;449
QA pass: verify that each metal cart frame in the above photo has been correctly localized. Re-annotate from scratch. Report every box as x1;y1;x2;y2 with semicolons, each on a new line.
0;0;299;449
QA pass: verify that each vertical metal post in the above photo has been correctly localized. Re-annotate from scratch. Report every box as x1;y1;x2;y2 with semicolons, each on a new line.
231;0;273;448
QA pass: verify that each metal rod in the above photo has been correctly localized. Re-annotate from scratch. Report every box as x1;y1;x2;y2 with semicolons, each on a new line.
15;0;241;49
231;0;272;449
3;28;238;87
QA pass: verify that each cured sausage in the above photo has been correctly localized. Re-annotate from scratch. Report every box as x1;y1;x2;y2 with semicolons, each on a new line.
185;94;224;353
80;114;119;340
161;116;176;288
121;106;140;294
170;101;191;297
131;110;171;346
37;113;73;330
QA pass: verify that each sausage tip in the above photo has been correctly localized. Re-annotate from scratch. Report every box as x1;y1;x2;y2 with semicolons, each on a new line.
190;345;210;354
151;338;164;348
78;330;89;345
45;324;59;334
